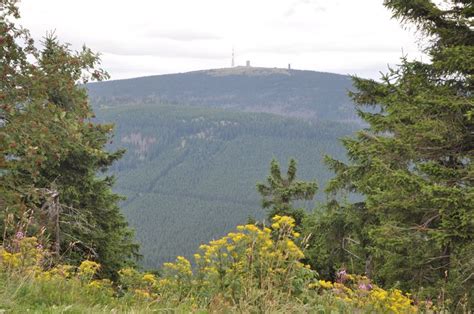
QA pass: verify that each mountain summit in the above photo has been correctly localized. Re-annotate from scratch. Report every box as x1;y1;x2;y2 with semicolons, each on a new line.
88;67;360;268
88;67;356;121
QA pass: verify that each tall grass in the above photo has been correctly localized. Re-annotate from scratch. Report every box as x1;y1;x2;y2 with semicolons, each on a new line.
0;217;424;313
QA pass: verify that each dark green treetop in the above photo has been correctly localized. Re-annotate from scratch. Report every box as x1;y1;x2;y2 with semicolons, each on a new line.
311;0;473;309
0;0;138;278
257;158;317;226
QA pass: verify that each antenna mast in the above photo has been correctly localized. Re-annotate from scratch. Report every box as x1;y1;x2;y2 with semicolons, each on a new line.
231;47;235;67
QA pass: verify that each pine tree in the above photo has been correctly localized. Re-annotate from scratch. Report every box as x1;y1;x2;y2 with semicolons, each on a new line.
311;0;473;308
303;200;376;281
0;0;139;278
257;158;317;226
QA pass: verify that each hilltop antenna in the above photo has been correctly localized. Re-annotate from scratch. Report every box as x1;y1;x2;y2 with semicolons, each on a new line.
231;47;235;67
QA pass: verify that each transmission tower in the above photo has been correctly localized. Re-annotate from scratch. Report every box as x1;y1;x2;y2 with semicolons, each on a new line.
231;47;235;67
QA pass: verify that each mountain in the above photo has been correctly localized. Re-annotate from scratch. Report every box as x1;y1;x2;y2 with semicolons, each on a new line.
88;67;357;122
89;67;360;269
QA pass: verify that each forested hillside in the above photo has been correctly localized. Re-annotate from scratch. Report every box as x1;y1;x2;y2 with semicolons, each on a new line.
88;67;357;121
2;0;472;311
95;104;358;268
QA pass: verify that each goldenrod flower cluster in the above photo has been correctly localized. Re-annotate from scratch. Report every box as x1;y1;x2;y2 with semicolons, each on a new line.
78;260;100;280
308;273;418;313
0;250;21;269
0;236;115;296
147;215;313;308
0;225;421;312
0;236;42;271
142;273;157;284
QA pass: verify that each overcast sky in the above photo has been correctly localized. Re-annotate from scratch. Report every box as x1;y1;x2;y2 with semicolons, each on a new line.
18;0;426;80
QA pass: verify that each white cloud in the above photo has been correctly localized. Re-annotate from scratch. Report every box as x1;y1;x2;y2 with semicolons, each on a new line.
144;29;222;42
18;0;425;80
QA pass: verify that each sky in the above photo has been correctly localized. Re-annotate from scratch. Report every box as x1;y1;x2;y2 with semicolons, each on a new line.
18;0;426;80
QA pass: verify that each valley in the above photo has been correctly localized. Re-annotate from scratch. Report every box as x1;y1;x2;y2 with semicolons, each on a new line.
90;68;360;268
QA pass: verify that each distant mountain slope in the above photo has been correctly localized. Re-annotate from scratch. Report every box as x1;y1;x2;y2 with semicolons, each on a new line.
88;67;356;121
89;67;361;269
95;104;358;269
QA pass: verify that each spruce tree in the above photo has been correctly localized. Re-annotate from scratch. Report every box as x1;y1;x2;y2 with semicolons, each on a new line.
0;0;138;278
312;0;473;308
257;158;317;226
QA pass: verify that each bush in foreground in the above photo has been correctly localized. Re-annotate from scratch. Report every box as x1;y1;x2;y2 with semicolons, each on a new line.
0;216;423;313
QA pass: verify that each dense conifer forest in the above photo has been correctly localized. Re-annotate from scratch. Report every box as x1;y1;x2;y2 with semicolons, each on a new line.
1;0;472;312
94;104;357;267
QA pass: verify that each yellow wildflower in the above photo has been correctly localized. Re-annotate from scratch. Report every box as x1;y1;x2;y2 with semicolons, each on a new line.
134;289;151;299
142;273;157;284
318;280;334;289
78;260;100;278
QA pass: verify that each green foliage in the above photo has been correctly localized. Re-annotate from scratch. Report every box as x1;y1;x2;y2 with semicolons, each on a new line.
94;103;355;268
84;30;361;273
257;158;317;225
303;201;374;281
0;227;422;313
304;0;473;310
87;67;357;122
0;0;138;278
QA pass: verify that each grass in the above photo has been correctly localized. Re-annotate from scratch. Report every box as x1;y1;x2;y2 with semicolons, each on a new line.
0;219;423;313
